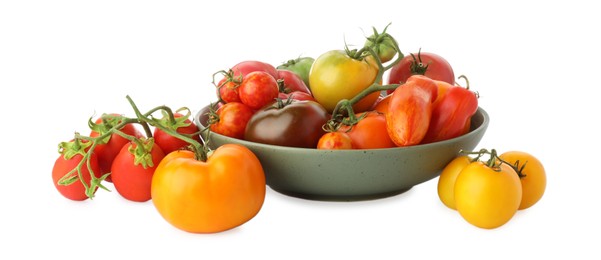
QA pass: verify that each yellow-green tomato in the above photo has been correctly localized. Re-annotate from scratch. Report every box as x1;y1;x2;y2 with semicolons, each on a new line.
454;162;522;229
437;156;472;210
499;151;546;210
309;50;380;113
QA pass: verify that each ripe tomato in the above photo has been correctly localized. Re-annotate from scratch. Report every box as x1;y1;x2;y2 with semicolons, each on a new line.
89;113;143;182
387;51;455;94
209;102;254;140
499;151;546;210
230;60;279;80
277;57;314;88
386;79;438;146
278;91;315;102
151;145;266;233
372;94;391;115
277;69;311;94
245;100;329;148
154;112;201;154
238;71;279;110
339;112;395;149
52;140;101;201
216;77;241;103
437;155;472;210
422;85;478;144
309;50;380;113
317;132;353;149
454;161;522;229
111;139;165;202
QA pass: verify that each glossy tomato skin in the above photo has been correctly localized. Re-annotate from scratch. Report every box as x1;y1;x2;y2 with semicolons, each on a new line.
317;132;353;149
238;71;279;110
277;57;314;89
216;77;241;103
455;162;522;229
277;69;311;94
437;156;472;210
151;146;266;233
278;91;315;102
90;114;143;182
111;140;165;202
52;153;101;201
387;52;455;94
309;50;380;113
244;100;329;148
154;113;202;154
386;78;438;146
209;102;255;140
231;60;279;80
339;112;395;149
499;151;546;210
422;86;478;143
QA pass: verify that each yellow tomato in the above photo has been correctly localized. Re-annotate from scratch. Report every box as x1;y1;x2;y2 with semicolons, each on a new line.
437;156;472;210
309;50;380;113
151;145;266;233
499;151;546;210
454;161;522;229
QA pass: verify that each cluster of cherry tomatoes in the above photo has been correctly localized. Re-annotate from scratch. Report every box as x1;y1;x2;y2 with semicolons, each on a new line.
438;149;547;229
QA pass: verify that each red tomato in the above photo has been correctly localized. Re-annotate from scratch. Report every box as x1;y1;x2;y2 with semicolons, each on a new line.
89;114;143;182
216;77;241;103
230;60;279;80
111;139;165;202
209;102;255;139
372;94;391;115
387;51;455;94
153;112;202;154
277;69;311;94
317;132;354;149
422;86;478;143
52;141;101;201
386;80;437;146
339;112;396;149
238;71;279;110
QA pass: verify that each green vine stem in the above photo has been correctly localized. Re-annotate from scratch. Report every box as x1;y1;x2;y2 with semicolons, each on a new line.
460;148;527;178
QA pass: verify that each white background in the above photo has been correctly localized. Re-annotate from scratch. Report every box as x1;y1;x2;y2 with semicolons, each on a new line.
1;0;599;259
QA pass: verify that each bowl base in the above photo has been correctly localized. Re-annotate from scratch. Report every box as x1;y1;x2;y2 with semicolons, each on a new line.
269;186;413;202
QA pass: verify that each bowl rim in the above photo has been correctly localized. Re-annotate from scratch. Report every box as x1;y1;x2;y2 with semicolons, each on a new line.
194;105;489;153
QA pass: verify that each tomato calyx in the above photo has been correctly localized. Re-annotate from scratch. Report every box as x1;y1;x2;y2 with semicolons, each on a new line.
364;23;402;63
408;49;430;76
128;138;158;169
461;148;527;178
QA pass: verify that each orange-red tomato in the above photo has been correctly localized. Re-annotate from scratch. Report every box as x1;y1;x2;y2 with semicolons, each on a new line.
339;112;395;149
151;145;265;233
373;94;391;115
386;76;438;146
317;132;353;149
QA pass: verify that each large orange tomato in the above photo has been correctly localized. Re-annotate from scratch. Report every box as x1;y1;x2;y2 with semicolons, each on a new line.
151;144;266;233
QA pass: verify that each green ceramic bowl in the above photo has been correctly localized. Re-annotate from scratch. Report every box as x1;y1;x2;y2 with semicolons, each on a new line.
195;106;489;201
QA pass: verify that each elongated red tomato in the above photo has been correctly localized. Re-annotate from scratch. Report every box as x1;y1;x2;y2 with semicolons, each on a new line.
386;78;437;146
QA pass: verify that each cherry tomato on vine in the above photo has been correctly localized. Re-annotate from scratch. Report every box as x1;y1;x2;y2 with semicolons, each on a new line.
209;102;255;140
455;161;522;229
111;138;165;202
245;100;329;148
437;155;472;210
238;71;279;110
499;151;546;210
153;112;201;154
89;113;143;182
52;140;101;201
309;50;380;113
338;112;395;149
317;132;353;150
151;145;266;233
387;51;455;94
216;77;241;103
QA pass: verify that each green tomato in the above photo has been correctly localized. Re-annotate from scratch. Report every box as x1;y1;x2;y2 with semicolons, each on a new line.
277;57;314;89
364;25;398;63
